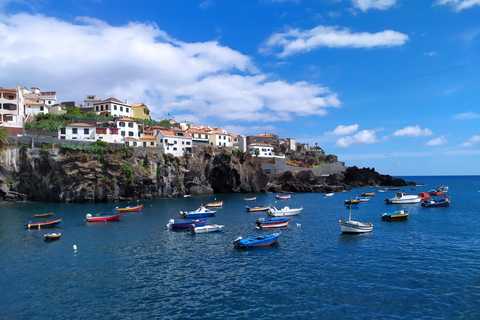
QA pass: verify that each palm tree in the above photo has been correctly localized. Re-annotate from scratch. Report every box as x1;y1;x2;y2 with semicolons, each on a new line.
0;125;8;147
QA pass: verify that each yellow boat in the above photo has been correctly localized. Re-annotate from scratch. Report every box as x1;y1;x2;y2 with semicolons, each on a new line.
244;197;257;201
34;212;53;218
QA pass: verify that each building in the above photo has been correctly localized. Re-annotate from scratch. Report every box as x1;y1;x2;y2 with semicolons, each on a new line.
22;87;57;106
232;134;247;151
249;143;274;157
208;129;232;147
139;134;157;148
131;103;151;120
94;122;122;143
116;117;140;140
93;98;132;118
58;123;95;141
84;95;101;108
24;99;49;116
0;86;25;136
156;128;193;157
186;127;210;145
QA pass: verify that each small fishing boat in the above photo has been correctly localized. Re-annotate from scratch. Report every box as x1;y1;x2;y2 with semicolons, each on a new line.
344;198;360;205
246;204;271;212
190;224;224;234
361;192;375;197
276;194;291;200
232;231;282;248
255;217;292;229
387;188;400;191
381;210;409;221
346;204;359;209
376;188;387;193
339;209;373;234
180;206;216;218
34;212;53;218
204;201;223;207
166;218;207;229
25;218;62;229
86;213;123;222
115;204;143;212
385;192;421;204
359;196;371;202
429;188;444;196
324;193;334;197
418;192;430;201
267;206;303;217
244;197;257;201
44;232;61;240
421;197;450;207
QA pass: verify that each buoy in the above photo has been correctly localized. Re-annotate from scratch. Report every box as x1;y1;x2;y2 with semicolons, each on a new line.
73;245;77;251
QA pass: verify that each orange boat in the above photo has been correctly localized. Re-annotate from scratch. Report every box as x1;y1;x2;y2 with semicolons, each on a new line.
204;201;223;207
115;204;143;212
361;192;375;197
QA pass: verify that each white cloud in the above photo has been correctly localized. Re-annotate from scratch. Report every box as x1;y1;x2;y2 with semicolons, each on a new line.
454;112;480;119
434;0;480;11
392;125;433;137
0;13;341;123
425;136;448;146
335;129;378;147
458;135;480;147
351;0;397;11
325;124;359;135
260;25;409;58
424;51;437;56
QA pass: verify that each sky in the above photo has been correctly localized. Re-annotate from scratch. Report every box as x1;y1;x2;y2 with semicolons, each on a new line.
1;0;480;176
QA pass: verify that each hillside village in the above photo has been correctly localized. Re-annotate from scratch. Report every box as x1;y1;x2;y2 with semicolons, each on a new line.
1;85;337;169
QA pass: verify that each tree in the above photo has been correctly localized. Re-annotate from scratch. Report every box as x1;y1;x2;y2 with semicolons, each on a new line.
0;125;8;147
254;148;260;157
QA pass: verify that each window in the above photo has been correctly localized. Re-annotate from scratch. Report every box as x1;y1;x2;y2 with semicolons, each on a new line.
160;139;163;143
128;123;133;128
72;128;78;134
119;122;125;127
128;132;134;137
173;147;177;151
186;141;191;145
133;142;137;147
218;142;221;146
164;139;168;143
150;142;154;146
126;108;129;113
114;105;117;110
120;107;123;112
84;129;89;135
110;128;118;134
96;106;99;111
182;141;184;145
121;131;125;136
143;142;147;147
205;135;208;139
174;141;177;144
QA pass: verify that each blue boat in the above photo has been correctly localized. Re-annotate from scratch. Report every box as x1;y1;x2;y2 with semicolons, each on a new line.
381;210;409;221
421;197;450;207
255;217;291;229
232;231;282;248
179;206;216;218
166;218;207;229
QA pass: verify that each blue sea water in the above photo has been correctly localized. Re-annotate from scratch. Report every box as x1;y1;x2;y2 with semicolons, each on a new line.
1;176;480;319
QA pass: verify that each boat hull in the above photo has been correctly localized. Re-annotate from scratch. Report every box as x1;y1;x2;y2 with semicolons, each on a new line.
168;219;207;229
386;198;422;204
191;224;224;234
34;212;53;218
44;232;61;240
115;204;143;212
382;210;409;221
86;213;123;222
276;195;291;200
25;218;62;229
204;201;223;207
246;205;270;212
267;207;302;217
256;217;292;229
421;199;450;207
233;232;282;248
339;220;373;233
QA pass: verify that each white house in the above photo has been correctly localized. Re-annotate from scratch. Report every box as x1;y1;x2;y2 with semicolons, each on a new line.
249;143;274;157
208;129;232;147
116;117;139;140
0;86;25;136
186;127;210;145
156;128;193;157
93;98;132;118
95;122;122;143
24;99;49;116
232;134;247;151
58;123;95;141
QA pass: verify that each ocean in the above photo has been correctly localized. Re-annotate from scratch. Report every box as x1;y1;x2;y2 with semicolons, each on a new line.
1;176;479;319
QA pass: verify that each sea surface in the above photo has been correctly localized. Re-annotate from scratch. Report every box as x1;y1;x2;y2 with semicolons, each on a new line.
1;176;480;319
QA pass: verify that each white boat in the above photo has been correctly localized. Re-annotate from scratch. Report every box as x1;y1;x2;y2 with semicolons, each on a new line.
324;193;334;197
385;192;421;204
179;206;216;218
190;224;224;234
267;206;303;217
339;209;373;234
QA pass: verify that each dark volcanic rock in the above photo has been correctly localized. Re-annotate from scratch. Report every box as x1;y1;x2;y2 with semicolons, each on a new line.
341;166;416;188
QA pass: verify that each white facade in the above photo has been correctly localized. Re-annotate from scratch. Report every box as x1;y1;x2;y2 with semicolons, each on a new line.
95;125;122;143
156;129;193;157
94;98;132;118
208;130;232;147
25;99;49;116
0;86;25;136
58;123;95;141
116;118;139;140
249;143;274;157
84;95;101;108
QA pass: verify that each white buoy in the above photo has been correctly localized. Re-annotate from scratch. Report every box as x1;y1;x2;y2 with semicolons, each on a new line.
296;223;301;227
73;245;77;251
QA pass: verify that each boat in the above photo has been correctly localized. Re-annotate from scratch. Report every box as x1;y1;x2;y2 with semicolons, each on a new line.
25;218;62;229
376;188;387;193
166;218;207;229
244;197;257;201
418;192;430;201
115;204;143;212
339;209;373;234
385;192;421;204
276;194;291;200
204;201;223;207
324;193;334;197
255;217;292;229
34;212;53;218
361;192;375;197
179;206;216;218
267;206;303;217
246;204;271;212
359;196;371;202
381;210;409;221
344;198;360;205
232;231;282;248
429;188;444;196
44;232;61;240
421;197;450;207
346;204;359;209
189;224;224;234
387;188;400;191
86;213;123;222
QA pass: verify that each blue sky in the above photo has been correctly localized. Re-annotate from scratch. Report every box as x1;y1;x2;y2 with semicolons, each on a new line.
1;0;480;176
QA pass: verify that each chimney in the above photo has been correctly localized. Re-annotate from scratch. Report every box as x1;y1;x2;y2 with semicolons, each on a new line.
125;99;128;104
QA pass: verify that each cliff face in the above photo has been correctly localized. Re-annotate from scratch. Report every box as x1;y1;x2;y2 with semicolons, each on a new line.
0;145;268;204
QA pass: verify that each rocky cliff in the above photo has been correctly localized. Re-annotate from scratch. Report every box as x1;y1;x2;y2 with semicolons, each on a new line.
0;145;268;204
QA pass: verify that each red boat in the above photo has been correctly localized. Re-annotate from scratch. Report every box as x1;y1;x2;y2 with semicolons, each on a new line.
418;192;430;201
25;218;62;229
429;189;443;196
86;213;123;222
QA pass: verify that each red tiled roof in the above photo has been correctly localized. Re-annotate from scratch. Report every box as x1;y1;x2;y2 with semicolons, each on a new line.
116;117;135;122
